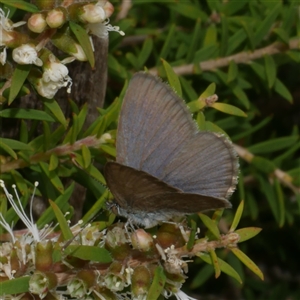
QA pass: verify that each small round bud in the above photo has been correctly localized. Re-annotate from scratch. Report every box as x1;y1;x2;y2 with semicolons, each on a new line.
79;3;106;23
156;224;185;249
103;1;114;18
46;8;66;28
28;13;47;33
131;266;151;297
131;229;154;252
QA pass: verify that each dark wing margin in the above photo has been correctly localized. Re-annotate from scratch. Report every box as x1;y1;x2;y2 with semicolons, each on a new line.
104;162;180;208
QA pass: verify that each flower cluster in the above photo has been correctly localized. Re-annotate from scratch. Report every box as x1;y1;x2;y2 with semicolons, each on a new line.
0;181;198;300
0;1;124;99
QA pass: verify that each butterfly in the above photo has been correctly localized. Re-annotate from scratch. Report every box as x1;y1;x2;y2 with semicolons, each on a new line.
104;72;238;228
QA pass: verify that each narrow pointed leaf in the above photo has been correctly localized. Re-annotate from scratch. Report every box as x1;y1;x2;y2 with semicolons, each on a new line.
49;154;59;171
211;103;247;117
274;78;293;103
230;200;244;232
0;276;30;295
235;227;262;243
147;266;166;300
0;108;55;122
43;99;67;128
198;253;242;283
231;247;264;280
37;183;75;227
82;144;91;169
264;55;276;88
49;200;73;240
227;60;238;83
209;250;221;278
69;21;95;67
8;64;31;105
65;245;112;263
162;59;182;97
199;213;220;239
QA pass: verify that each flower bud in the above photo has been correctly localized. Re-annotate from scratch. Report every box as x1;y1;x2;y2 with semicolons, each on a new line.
28;13;47;33
79;3;106;23
35;241;53;271
103;1;114;18
131;266;151;297
156;224;185;249
131;229;154;252
46;8;67;28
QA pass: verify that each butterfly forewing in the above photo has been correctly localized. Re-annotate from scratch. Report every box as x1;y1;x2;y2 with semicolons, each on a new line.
117;73;197;177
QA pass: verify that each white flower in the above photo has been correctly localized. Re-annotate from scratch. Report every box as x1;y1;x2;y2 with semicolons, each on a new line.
12;44;43;66
87;21;125;39
0;46;7;65
0;8;26;47
43;54;72;86
36;78;61;99
0;180;54;243
0;8;26;32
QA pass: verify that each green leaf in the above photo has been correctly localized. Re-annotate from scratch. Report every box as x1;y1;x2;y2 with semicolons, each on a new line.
274;178;285;228
69;21;95;67
180;77;198;101
251;156;277;174
37;183;75;228
43;98;67;128
220;16;228;56
248;136;298;154
200;83;216;99
273;28;289;44
189;263;214;288
39;162;64;194
186;18;201;63
107;54;127;78
254;2;281;46
65;245;112;263
194;44;219;63
232;116;272;141
0;0;38;12
274;78;293;103
101;144;116;157
211;103;247;117
230;84;250;109
203;25;217;46
199;213;220;239
264;55;277;88
159;24;176;61
231;247;264;280
241;21;255;50
0;276;30;295
0;138;31;151
82;144;91;169
162;59;182;97
227;60;238;83
222;0;248;15
0;140;17;159
168;3;205;20
49;200;73;240
198;253;242;284
230;200;244;232
187;219;197;250
49;154;59;171
226;28;247;55
8;64;31;105
126;52;139;69
147;266;166;300
138;37;153;68
235;227;262;243
0;108;55;122
209;250;221;278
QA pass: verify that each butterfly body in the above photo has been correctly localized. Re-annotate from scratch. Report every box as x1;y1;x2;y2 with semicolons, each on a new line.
104;72;239;228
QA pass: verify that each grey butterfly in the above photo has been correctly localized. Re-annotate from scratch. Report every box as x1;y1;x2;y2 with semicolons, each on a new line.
104;72;239;228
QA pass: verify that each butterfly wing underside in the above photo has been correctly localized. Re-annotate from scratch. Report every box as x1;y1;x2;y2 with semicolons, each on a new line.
116;72;238;200
104;162;231;212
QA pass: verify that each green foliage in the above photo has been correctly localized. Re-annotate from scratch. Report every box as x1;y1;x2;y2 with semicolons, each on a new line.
0;0;299;299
